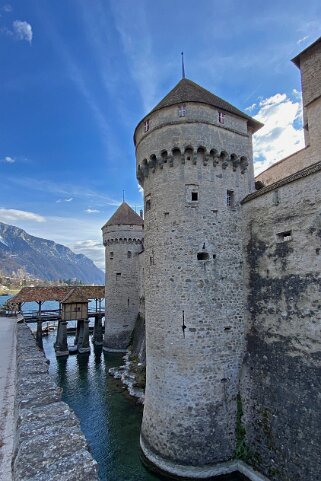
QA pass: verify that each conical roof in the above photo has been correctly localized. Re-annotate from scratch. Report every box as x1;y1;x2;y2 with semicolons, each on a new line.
102;202;144;229
139;78;262;132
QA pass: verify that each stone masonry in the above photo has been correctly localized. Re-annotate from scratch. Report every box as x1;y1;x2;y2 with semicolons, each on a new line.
102;202;144;351
103;36;321;481
13;323;99;481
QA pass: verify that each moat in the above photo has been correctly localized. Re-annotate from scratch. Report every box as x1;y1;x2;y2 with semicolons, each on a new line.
42;332;244;481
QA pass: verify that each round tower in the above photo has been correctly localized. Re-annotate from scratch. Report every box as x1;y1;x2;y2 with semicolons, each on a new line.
134;78;262;477
102;202;144;351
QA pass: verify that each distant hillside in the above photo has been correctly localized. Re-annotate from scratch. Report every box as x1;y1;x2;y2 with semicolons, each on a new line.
0;222;104;284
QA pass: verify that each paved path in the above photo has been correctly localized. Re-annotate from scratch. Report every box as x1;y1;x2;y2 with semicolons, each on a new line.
0;317;16;481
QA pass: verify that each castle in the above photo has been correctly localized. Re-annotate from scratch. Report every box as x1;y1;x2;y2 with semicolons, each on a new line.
102;37;321;481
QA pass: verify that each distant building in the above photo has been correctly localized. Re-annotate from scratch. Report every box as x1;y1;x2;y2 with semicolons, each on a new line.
102;36;321;481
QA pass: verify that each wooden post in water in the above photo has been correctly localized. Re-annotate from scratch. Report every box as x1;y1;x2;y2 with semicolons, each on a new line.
36;301;43;350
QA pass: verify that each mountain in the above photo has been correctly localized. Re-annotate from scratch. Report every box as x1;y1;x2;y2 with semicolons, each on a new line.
0;222;104;284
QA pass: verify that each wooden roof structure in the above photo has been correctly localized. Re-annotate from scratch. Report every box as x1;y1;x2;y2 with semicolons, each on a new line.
61;287;89;304
10;286;105;304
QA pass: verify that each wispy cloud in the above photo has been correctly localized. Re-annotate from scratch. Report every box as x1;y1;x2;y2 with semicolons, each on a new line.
56;197;73;203
12;20;32;43
1;156;15;163
85;208;100;214
0;208;45;223
2;4;12;13
110;1;158;113
5;175;120;207
252;91;304;175
297;35;309;45
72;239;104;269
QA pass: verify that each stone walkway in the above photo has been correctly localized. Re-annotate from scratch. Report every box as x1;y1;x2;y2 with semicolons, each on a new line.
0;317;16;481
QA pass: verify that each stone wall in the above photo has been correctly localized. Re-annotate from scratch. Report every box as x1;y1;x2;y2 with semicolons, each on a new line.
241;169;321;481
13;323;99;481
103;224;144;350
136;101;255;472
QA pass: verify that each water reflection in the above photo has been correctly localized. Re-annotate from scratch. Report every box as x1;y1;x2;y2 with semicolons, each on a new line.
43;333;243;481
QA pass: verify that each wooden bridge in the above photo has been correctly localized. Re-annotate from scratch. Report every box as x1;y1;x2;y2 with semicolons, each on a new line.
9;286;105;356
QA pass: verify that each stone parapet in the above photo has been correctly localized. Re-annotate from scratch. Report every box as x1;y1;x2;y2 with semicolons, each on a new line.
12;323;99;481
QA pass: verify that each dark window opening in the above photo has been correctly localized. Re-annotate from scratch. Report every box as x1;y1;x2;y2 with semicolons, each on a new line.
219;112;225;124
116;273;121;279
197;252;209;260
316;248;320;255
213;254;216;259
191;192;198;202
277;231;292;242
224;326;231;331
145;197;151;211
109;252;114;259
127;251;132;258
227;190;234;207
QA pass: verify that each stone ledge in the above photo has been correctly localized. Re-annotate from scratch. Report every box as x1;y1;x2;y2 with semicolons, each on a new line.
140;435;271;481
12;323;99;481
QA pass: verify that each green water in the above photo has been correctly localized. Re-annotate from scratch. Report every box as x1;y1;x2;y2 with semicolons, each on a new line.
42;333;243;481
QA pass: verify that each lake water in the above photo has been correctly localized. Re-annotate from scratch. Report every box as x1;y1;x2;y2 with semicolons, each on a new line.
0;295;243;481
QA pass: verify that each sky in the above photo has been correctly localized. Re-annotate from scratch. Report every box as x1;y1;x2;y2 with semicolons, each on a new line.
0;0;320;270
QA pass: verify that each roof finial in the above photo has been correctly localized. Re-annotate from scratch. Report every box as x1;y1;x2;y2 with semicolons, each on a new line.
122;190;125;202
181;51;185;79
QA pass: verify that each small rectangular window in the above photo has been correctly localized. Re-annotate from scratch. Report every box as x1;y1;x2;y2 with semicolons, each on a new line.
178;104;186;117
191;192;198;202
219;112;225;124
144;119;150;132
127;251;132;258
116;272;121;280
227;190;234;207
145;195;151;211
109;252;114;259
277;231;292;242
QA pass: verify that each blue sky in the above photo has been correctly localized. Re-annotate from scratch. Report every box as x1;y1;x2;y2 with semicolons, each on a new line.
0;0;320;269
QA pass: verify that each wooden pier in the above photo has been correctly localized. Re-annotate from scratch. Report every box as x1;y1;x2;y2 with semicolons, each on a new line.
8;286;105;356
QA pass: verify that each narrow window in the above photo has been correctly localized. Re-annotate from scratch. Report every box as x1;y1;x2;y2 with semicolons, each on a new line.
116;272;121;280
145;197;151;211
109;252;114;260
277;231;292;242
191;192;198;202
227;190;234;207
127;251;132;258
178;104;186;117
219;112;225;124
273;190;280;206
197;252;209;260
144;119;150;132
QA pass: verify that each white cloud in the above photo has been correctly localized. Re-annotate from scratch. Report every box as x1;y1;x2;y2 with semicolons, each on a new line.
12;20;33;43
297;35;309;45
252;91;305;175
85;208;100;214
0;208;45;223
72;239;104;270
1;156;15;163
56;197;73;203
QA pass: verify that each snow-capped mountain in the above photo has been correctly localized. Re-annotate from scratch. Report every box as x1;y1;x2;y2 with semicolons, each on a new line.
0;222;104;284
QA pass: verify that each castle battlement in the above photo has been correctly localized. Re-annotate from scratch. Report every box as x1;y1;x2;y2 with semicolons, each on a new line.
137;146;249;184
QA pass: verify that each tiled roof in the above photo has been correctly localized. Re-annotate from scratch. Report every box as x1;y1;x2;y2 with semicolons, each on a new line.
102;202;144;228
145;78;263;132
61;287;89;304
9;285;105;304
242;160;321;204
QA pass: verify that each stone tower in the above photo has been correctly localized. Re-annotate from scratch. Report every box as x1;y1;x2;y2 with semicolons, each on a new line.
102;202;144;351
135;79;262;477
